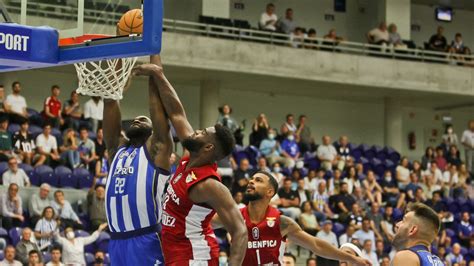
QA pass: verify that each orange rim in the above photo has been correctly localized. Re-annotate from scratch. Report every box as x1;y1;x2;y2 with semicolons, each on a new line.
59;34;112;47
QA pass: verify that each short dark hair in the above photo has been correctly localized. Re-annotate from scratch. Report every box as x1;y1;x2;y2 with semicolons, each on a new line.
267;3;274;8
19;117;29;125
308;28;316;35
254;170;278;196
284;253;296;263
286;8;292;12
79;126;88;132
455;33;462;37
28;250;40;257
12;81;20;88
306;257;317;264
407;202;441;234
42;206;55;217
286;113;294;120
51;85;60;91
51;246;61;253
213;124;235;159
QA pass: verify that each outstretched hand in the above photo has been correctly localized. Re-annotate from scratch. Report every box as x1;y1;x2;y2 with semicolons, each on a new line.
132;64;161;77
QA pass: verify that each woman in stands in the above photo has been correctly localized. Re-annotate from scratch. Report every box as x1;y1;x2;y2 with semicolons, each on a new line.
94;149;109;185
250;113;270;147
59;129;80;169
342;166;360;195
34;206;58;251
421;147;435;170
410;160;422;179
396;157;410;190
299;201;320;236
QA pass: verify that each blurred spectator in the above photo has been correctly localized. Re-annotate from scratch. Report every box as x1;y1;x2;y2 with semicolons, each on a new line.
94;250;105;266
428;26;448;52
435;147;447;171
343;166;361;194
45;246;63;266
62;91;82;131
446;145;462;167
442;124;459;148
271;163;285;186
233;192;245;209
13;119;35;165
361;240;379;266
78;127;98;169
34;124;60;167
280;134;299;168
0;116;12;161
380;170;405;209
250;113;269;147
27;250;41;265
458;211;473;247
419;174;441;200
0;85;4;113
59;129;80;169
259;128;292;168
289;27;305;48
367;22;389;47
423;161;443;185
426;191;452;224
328;168;343;195
2;157;30;187
375;240;387;261
405;172;421;202
367;202;383;232
380;206;395;243
352;187;369;212
281;114;297;135
304;170;318;192
51;190;82;230
217;104;243;145
355;218;381;251
312;181;333;222
256;157;270;172
277;8;295;34
339;225;356;246
304;29;318;50
396;157;410;189
461;120;474;173
4;82;28;124
84;96;103;133
388;24;407;49
259;3;277;31
334;136;353;166
299;201;319;236
411;160;422;179
323;29;344;46
442;164;458;196
1;245;22;266
87;182;106;232
94;150;109;185
306;258;317;266
94;128;106;160
28;184;51;226
34;206;57;250
445;243;465;265
53;224;107;265
448;33;471;61
454;163;469;198
315;220;338;265
15;228;42;265
421;146;435;170
42;85;63;129
296;179;311;206
277;178;300;220
348;203;364;230
333;182;355;215
283;253;296;266
296;115;312;153
232;158;251;194
169;152;178;175
317;136;340;171
0;183;24;230
363;170;382;205
413;187;426;203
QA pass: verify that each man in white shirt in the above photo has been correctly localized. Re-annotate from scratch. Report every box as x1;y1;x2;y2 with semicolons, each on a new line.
0;245;22;266
354;218;381;251
0;184;24;230
339;225;357;246
45;247;64;266
4;82;28;124
361;240;380;266
259;3;277;31
316;220;338;246
2;157;30;187
28;183;51;226
316;135;341;171
34;124;60;167
422;161;443;185
461;120;474;173
83;96;104;133
367;22;389;45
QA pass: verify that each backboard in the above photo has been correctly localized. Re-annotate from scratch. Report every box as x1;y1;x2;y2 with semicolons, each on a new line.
0;0;162;72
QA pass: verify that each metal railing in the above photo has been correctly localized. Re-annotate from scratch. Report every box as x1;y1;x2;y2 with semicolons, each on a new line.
4;1;474;67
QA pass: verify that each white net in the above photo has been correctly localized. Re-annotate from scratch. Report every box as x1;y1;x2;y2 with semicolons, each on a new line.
74;57;138;101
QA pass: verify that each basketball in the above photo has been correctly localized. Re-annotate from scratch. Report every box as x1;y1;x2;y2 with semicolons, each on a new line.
117;9;143;36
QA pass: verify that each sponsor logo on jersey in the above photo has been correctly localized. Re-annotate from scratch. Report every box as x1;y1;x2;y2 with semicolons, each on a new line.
252;227;259;240
186;172;197;183
266;217;276;228
247;240;278;249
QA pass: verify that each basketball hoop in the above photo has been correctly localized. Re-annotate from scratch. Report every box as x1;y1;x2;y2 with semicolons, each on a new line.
61;34;138;101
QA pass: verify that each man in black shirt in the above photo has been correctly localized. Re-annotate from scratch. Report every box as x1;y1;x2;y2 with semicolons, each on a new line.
334;182;355;215
232;158;252;194
277;178;300;220
13;119;35;165
428;26;447;52
380;170;406;209
94;128;106;159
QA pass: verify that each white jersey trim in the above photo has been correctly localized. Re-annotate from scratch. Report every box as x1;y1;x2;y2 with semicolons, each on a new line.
121;194;134;231
185;205;213;261
136;148;151;228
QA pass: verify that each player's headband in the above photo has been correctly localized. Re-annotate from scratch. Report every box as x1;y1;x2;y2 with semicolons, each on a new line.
340;243;363;257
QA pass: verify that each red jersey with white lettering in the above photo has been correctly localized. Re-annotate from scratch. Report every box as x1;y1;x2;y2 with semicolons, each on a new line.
241;206;286;266
161;156;220;265
43;96;61;118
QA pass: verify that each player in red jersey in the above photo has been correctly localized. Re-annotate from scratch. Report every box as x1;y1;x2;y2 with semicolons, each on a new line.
213;171;372;266
133;59;247;266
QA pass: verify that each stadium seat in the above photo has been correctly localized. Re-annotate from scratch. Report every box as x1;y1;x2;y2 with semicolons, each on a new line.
29;125;44;138
42;252;51;263
0;162;9;177
445;228;455;238
74;168;93;189
7;124;20;135
19;163;37;185
233;19;251;29
97;232;110;252
245;145;261;166
0;250;3;261
349;144;362;161
384;146;401;164
370;158;384;177
104;253;110;264
35;165;57;187
84;252;95;265
88;130;97;141
55;166;75;188
359;157;370;174
8;227;22;246
232;150;248;165
392;208;403;222
333;222;345;237
0;228;9;245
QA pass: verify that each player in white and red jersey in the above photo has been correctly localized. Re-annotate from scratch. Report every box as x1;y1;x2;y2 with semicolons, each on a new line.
213;171;372;266
133;60;247;266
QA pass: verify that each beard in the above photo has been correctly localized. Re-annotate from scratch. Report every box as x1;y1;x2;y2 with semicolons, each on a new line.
126;126;152;140
244;192;263;202
392;228;409;250
182;137;205;153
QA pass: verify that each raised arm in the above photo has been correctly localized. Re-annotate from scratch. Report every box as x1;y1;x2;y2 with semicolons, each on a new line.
189;178;247;266
133;63;194;142
103;99;125;159
280;216;371;266
146;55;173;169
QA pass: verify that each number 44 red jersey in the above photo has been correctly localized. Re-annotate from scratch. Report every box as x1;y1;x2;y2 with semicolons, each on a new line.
241;206;286;266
